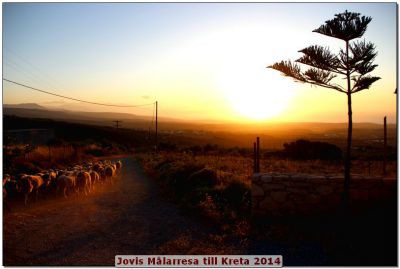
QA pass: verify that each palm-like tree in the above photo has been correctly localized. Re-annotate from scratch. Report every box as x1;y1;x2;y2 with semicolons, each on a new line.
268;10;380;206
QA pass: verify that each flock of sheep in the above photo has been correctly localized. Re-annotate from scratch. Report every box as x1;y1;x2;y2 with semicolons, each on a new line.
3;159;123;207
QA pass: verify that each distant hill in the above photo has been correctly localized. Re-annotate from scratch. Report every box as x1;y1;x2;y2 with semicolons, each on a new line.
1;103;219;130
3;104;168;128
4;103;47;110
3;103;396;134
3;114;397;151
3;103;182;123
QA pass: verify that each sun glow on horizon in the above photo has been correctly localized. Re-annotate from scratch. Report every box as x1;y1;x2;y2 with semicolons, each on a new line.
162;22;303;121
218;65;297;121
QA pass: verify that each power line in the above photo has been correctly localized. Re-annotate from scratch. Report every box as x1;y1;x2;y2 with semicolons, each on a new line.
4;46;62;89
3;78;155;108
3;60;48;87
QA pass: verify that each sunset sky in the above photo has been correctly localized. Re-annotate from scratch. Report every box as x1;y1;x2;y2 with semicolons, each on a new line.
3;3;397;123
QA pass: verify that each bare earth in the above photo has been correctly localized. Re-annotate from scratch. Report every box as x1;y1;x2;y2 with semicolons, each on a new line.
3;157;244;266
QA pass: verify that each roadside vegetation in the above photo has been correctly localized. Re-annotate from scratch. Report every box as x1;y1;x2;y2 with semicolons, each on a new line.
138;151;251;238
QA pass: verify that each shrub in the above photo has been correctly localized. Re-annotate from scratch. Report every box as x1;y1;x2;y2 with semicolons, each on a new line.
158;142;177;151
85;148;106;157
187;168;218;189
203;144;218;153
170;163;205;196
282;139;342;161
222;180;250;212
14;160;41;174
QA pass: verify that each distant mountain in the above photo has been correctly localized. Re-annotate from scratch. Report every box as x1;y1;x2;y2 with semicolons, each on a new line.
4;103;47;110
2;104;178;129
3;103;396;133
3;107;150;121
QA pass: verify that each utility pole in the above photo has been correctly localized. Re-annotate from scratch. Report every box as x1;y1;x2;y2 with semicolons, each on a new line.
253;142;257;173
148;127;151;140
113;120;122;129
155;101;158;151
383;116;387;176
253;137;260;173
256;137;260;173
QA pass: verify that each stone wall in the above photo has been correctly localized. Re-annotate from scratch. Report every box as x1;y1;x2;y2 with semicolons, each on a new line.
252;173;396;217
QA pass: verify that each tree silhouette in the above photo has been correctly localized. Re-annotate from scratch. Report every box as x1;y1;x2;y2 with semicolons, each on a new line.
268;10;380;206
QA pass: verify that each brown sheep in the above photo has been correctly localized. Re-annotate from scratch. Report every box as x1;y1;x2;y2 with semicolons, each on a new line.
18;175;44;205
56;175;76;198
76;171;91;195
3;174;10;187
90;170;100;186
98;167;106;183
93;163;102;172
116;160;122;170
3;174;10;202
104;165;116;184
111;164;117;171
41;171;57;188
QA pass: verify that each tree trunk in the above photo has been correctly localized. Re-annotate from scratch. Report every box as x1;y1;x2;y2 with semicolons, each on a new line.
344;92;352;203
343;40;352;210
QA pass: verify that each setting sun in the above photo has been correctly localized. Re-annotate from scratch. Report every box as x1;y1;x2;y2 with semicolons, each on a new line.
218;67;296;120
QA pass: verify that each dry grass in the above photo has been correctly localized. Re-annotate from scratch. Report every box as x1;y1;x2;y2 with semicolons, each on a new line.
4;144;110;174
261;158;397;177
142;151;396;179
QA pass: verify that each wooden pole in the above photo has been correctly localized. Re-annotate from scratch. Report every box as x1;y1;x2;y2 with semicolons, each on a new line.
148;127;151;140
256;137;260;173
383;116;387;176
253;142;257;173
113;120;122;129
155;101;158;151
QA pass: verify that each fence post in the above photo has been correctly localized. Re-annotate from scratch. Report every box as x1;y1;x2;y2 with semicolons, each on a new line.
383;116;387;176
257;137;260;173
253;142;257;173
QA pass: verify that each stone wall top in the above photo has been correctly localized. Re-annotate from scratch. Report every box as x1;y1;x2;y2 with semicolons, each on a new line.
252;172;396;182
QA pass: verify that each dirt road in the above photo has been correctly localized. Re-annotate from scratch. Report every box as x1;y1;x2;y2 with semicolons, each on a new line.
3;157;245;266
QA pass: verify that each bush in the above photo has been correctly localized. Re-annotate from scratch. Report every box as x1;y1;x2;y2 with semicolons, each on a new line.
139;152;251;229
222;180;250;212
169;163;205;197
158;142;177;151
14;160;41;174
187;168;218;189
203;144;218;153
85;148;106;157
282;139;342;161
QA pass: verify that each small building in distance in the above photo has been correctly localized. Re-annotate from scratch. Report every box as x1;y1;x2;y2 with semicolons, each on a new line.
4;129;55;145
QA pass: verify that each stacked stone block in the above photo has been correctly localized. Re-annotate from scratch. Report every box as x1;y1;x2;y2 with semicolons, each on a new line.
252;173;396;217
